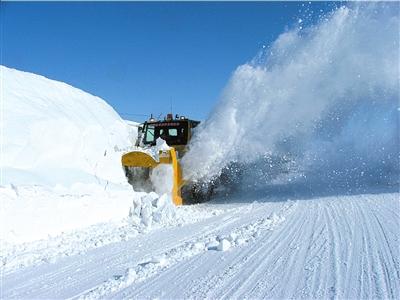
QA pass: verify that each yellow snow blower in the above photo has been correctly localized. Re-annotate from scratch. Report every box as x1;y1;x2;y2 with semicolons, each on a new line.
121;114;210;205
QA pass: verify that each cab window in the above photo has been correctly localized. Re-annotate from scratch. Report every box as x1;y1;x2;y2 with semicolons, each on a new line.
168;128;178;136
145;125;155;143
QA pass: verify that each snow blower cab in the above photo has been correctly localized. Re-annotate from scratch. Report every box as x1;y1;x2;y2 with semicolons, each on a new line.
138;114;199;156
121;114;201;205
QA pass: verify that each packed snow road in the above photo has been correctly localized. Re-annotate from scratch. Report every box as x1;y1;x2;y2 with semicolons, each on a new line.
1;192;399;299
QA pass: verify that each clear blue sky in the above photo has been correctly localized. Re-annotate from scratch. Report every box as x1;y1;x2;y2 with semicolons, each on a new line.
1;1;338;122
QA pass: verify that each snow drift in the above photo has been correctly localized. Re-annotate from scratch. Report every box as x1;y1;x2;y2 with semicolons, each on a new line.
0;66;138;244
183;3;399;193
1;65;136;186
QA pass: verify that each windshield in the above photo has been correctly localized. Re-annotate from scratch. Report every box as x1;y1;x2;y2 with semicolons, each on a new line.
143;122;187;145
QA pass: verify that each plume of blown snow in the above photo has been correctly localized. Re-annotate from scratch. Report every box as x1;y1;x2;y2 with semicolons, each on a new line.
182;3;399;191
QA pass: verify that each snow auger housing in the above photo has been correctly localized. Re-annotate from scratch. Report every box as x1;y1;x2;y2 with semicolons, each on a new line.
121;114;200;205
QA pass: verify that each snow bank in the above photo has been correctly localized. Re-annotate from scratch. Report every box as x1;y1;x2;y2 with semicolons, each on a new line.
0;184;133;244
0;66;138;244
183;3;399;192
1;65;136;186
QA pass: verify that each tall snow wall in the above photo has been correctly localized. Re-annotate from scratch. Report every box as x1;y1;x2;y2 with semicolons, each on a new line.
1;65;135;187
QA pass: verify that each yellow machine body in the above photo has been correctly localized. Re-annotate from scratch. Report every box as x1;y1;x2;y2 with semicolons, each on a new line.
121;148;184;205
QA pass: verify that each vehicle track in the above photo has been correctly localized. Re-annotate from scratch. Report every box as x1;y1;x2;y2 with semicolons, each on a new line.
111;193;399;299
1;193;398;299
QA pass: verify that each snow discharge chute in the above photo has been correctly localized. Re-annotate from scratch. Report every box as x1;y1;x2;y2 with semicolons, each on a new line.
182;3;399;194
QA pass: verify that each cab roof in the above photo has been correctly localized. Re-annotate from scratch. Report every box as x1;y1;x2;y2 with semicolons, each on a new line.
145;114;200;127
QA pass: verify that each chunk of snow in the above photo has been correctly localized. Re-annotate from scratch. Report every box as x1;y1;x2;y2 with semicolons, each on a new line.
228;232;238;242
140;194;154;227
217;239;231;251
148;255;168;266
156;137;171;151
128;192;176;228
192;242;205;250
124;268;137;285
236;238;247;245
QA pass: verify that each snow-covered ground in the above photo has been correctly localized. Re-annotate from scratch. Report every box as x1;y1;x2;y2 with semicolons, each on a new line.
1;192;399;299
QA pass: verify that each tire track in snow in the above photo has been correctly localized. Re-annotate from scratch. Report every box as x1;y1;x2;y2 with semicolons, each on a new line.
2;193;398;299
294;202;327;298
317;202;335;299
112;201;300;299
112;193;399;300
80;202;295;299
332;198;357;299
358;195;399;298
358;198;386;298
104;201;297;299
370;199;400;286
1;206;245;299
196;201;301;299
218;202;303;299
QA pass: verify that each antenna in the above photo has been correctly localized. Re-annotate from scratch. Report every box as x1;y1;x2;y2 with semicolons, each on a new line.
170;97;173;114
